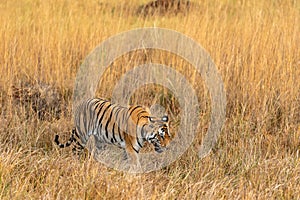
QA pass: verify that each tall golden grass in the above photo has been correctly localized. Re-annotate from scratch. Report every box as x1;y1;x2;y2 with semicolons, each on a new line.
0;0;299;199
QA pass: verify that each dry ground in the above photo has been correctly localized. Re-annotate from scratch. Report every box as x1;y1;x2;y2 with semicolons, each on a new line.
0;0;299;199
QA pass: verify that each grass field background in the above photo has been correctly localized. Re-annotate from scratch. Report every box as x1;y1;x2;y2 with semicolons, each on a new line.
0;0;299;199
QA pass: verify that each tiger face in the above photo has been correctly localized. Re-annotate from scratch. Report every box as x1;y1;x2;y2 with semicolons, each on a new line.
145;115;171;153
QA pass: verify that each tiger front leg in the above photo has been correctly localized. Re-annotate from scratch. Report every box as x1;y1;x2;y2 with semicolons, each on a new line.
124;136;142;172
124;143;140;165
125;149;142;173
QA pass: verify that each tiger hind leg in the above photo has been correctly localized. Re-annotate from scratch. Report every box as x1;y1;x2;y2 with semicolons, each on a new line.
55;129;85;156
54;132;74;148
70;129;86;155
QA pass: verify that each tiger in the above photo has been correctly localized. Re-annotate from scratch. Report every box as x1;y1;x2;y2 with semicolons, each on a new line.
54;98;171;165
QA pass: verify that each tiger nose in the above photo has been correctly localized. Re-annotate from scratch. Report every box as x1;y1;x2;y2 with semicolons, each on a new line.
155;145;167;153
155;148;163;153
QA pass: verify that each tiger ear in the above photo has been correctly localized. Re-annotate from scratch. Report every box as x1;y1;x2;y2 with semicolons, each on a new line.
148;116;154;123
162;115;168;122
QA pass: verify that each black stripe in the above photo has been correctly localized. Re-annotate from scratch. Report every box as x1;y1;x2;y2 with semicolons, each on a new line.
95;101;109;123
114;108;127;142
87;100;95;133
112;124;116;143
73;128;80;139
90;100;103;131
127;106;142;119
125;106;142;135
137;110;148;117
85;99;94;130
74;139;84;148
104;104;117;142
136;111;146;148
118;122;123;142
141;124;146;138
123;109;129;134
98;103;112;140
137;139;143;148
127;134;140;154
132;146;139;153
54;135;60;145
81;102;88;134
65;137;74;147
72;129;84;148
54;134;74;148
112;107;122;143
93;101;109;135
136;125;143;147
118;109;128;142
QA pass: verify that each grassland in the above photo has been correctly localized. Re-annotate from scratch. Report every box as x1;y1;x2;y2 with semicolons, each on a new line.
0;0;299;199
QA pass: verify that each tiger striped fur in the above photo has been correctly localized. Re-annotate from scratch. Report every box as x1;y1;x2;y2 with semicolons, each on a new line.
54;98;171;165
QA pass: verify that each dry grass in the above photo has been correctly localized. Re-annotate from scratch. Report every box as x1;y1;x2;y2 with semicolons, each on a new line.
0;0;299;199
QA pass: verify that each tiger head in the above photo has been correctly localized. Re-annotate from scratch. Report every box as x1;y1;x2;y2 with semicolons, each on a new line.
144;115;171;153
